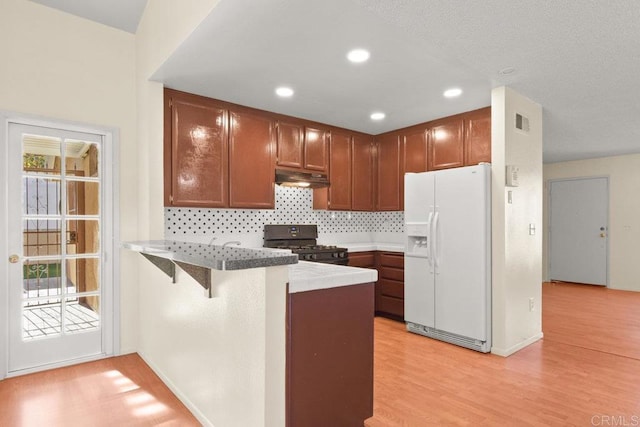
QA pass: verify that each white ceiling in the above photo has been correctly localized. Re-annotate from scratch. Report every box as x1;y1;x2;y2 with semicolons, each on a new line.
31;0;640;163
29;0;147;33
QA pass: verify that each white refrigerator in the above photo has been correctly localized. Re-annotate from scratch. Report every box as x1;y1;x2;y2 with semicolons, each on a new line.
404;163;491;353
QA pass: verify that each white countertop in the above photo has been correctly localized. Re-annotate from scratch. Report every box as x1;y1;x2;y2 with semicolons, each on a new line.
288;261;378;293
340;242;405;253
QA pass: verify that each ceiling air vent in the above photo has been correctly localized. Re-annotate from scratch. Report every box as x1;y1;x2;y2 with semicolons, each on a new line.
515;113;530;132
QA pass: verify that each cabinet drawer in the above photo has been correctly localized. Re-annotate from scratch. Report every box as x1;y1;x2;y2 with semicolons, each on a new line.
378;279;404;299
376;295;404;318
348;252;376;268
379;266;404;282
379;252;404;268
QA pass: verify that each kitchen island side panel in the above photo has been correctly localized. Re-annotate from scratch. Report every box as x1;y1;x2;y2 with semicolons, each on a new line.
287;283;374;427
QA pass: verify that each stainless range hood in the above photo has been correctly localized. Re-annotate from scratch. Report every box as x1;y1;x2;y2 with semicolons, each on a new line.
275;169;330;189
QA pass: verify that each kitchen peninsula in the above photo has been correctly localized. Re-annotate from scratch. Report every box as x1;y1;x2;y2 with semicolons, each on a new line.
125;241;377;427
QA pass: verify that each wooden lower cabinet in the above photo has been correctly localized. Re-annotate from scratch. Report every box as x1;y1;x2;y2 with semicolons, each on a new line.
287;284;374;427
375;251;405;320
347;251;376;268
348;250;405;320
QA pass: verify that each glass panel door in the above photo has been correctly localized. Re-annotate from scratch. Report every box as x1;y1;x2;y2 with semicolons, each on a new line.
8;123;107;373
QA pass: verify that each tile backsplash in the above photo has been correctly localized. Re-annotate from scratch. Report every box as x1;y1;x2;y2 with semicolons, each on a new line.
165;186;404;239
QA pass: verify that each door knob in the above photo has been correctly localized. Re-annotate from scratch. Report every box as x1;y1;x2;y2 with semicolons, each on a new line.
9;254;19;263
600;233;606;238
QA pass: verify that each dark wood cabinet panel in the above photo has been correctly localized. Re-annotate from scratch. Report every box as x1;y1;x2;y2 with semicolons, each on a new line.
352;135;375;211
379;252;404;268
287;284;374;427
348;251;376;268
164;90;228;207
376;134;402;211
303;126;328;172
378;278;404;299
403;129;429;174
327;131;352;210
375;251;405;320
465;108;492;165
376;295;404;318
379;266;404;282
276;121;304;169
428;120;464;170
228;110;275;208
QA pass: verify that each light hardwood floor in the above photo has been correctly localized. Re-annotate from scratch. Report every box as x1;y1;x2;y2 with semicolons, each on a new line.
366;282;640;426
1;282;639;426
0;353;199;426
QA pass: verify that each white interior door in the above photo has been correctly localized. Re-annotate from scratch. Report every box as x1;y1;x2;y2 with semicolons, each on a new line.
549;177;608;286
6;122;113;374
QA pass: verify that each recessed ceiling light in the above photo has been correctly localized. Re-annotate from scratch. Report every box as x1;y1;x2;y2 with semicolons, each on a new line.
370;112;385;121
443;88;463;98
275;87;294;97
347;49;370;63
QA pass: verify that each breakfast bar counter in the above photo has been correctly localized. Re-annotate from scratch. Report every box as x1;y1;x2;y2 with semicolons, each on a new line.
127;239;376;426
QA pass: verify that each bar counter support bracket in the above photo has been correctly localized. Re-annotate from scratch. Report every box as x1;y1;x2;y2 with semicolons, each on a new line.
175;261;212;297
141;253;176;283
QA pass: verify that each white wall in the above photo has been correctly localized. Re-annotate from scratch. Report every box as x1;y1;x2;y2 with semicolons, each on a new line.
0;0;138;353
491;87;544;356
543;154;640;291
134;2;289;425
138;266;287;427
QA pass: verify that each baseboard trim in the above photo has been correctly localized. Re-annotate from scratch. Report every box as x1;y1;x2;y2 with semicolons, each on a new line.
6;352;110;378
491;332;544;357
137;351;213;427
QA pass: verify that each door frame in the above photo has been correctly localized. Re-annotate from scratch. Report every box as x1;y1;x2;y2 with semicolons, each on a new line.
547;176;610;287
0;111;120;379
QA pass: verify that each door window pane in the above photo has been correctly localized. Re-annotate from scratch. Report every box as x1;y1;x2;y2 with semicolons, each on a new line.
66;220;100;254
23;177;62;216
64;140;99;177
66;180;100;215
23;219;61;257
23;299;62;340
66;258;100;294
22;259;64;299
22;135;62;175
65;297;100;334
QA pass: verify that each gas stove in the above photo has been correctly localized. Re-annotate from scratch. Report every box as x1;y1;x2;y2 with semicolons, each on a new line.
263;225;349;265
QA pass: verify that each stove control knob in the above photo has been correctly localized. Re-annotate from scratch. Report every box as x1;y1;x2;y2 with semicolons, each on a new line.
310;254;317;260
339;252;346;258
332;252;338;258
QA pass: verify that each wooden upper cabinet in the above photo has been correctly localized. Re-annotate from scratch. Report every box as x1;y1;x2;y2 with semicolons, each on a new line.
376;133;402;211
464;107;491;166
403;129;429;174
276;121;304;169
164;90;228;207
228;110;275;208
401;128;428;209
326;131;352;210
428;119;464;170
304;126;328;172
352;135;375;211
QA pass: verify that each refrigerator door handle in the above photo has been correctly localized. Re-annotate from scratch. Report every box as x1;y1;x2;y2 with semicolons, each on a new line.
433;210;440;271
426;211;434;266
